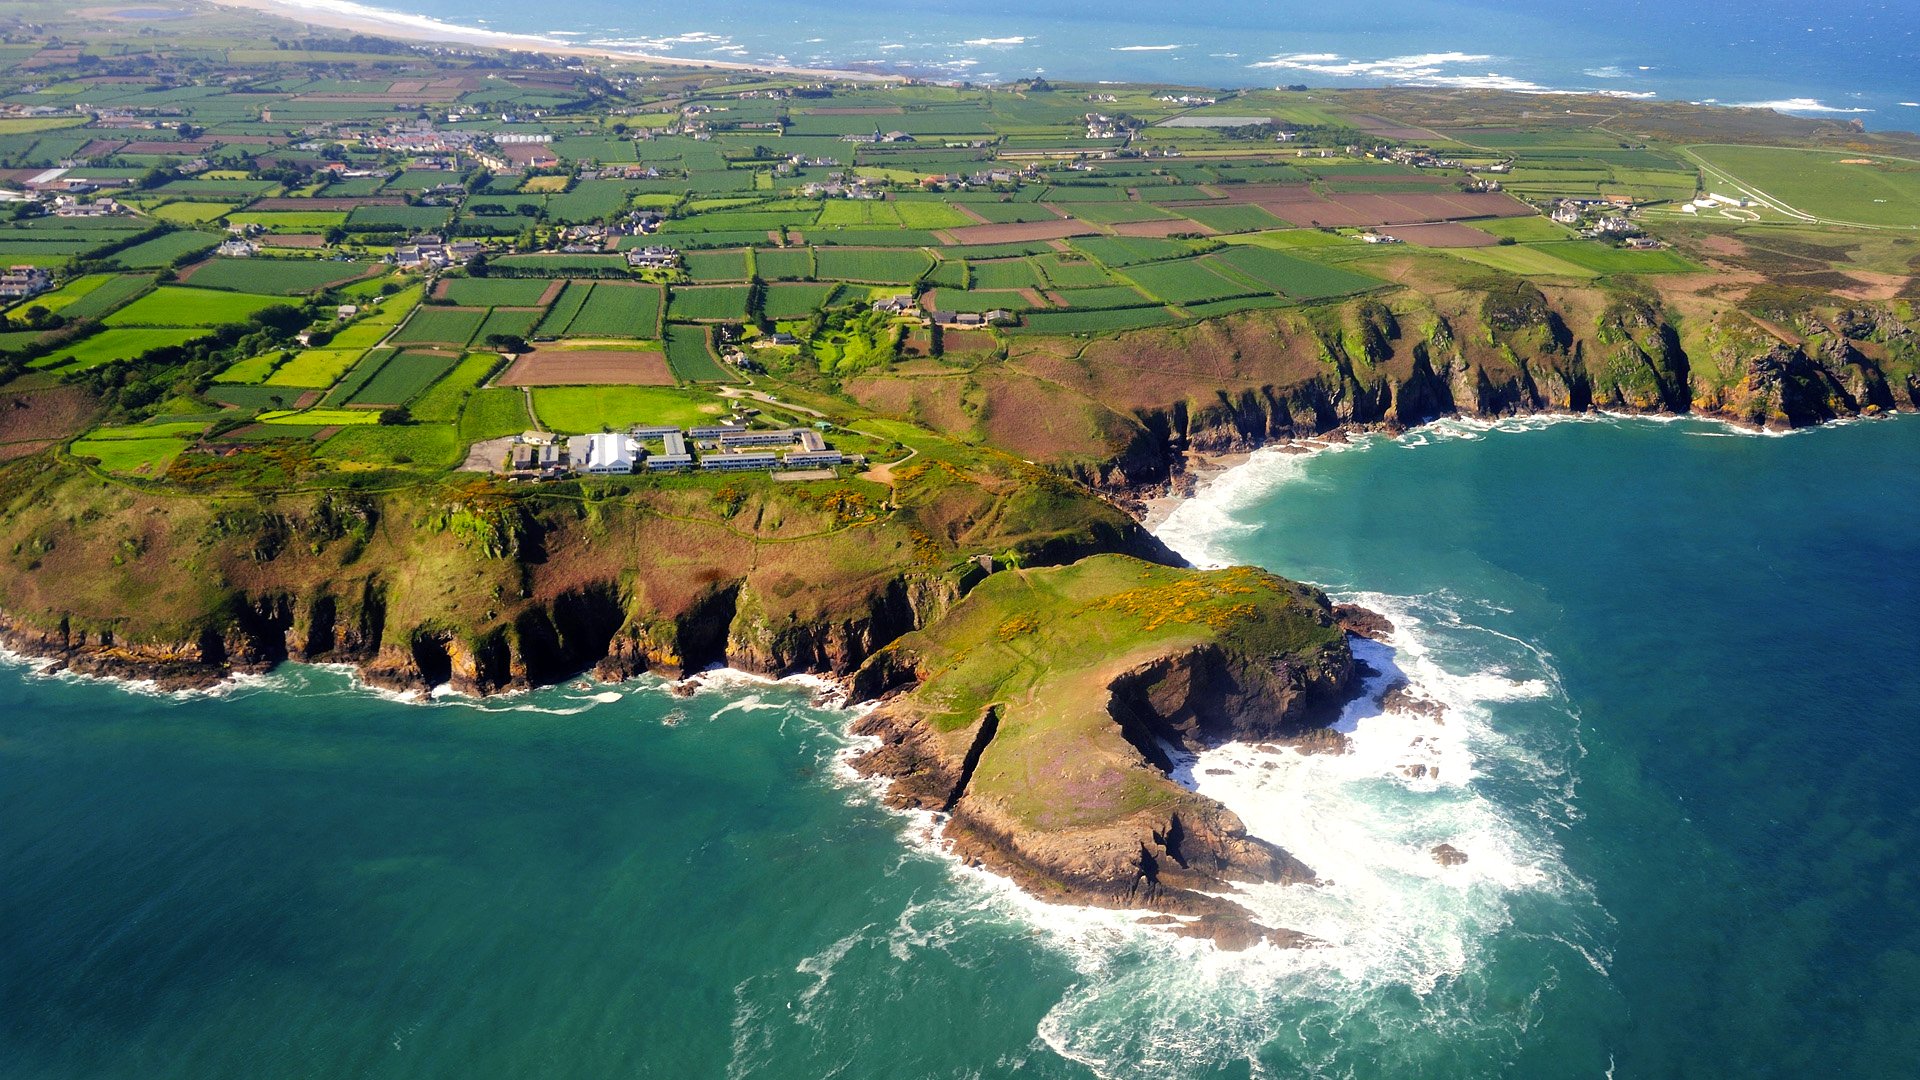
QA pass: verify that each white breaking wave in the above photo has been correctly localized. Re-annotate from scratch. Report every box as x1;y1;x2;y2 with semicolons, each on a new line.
1729;97;1873;114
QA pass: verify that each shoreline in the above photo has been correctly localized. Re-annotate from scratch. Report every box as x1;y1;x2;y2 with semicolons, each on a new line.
194;0;909;82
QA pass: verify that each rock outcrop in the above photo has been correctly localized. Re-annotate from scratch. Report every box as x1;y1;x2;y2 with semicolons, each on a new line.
849;556;1360;948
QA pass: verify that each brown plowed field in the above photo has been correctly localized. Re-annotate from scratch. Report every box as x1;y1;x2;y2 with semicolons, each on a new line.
496;348;674;387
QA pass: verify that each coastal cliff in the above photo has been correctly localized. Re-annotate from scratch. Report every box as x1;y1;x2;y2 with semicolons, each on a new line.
0;454;1169;692
848;555;1358;948
844;288;1920;495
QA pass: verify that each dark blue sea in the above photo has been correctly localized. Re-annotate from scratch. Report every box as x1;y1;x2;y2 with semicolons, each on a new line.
304;0;1920;124
4;414;1919;1078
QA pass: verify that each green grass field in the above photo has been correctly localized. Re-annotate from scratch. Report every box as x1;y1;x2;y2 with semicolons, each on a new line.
967;259;1046;290
265;348;363;388
439;278;557;307
185;258;378;295
568;283;664;337
535;282;591;337
762;283;843;319
105;287;286;327
69;434;192;476
33;328;208;370
1207;245;1381;299
111;232;218;269
410;353;500;423
316;424;463;469
1471;216;1580;243
663;324;734;382
668;285;752;322
1689;145;1920;228
392;307;485;346
1449;244;1602;279
225;211;348;232
812;247;933;284
752;247;813;281
1530;241;1700;274
683;249;752;282
1014;306;1180;334
459;388;533;442
1119;258;1252;304
344;350;461;407
532;385;730;432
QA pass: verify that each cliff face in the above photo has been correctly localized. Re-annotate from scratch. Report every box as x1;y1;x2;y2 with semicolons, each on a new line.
1042;292;1918;492
848;556;1358;947
0;458;1161;693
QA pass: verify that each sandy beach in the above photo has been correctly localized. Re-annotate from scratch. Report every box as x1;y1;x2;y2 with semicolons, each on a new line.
195;0;904;81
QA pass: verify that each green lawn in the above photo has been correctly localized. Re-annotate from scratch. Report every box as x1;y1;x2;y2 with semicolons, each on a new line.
105;286;287;327
344;350;461;407
1689;144;1920;228
186;258;379;295
111;231;219;269
664;324;734;382
812;247;933;284
667;285;752;322
68;435;191;476
31;328;209;370
532;385;730;432
568;283;664;337
392;307;486;346
439;278;557;307
459;388;533;441
265;348;363;388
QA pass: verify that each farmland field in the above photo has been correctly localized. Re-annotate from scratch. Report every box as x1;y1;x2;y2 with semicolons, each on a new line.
532;385;729;432
1449;244;1602;279
345;205;453;231
1120;259;1253;304
762;283;843;319
1051;285;1156;309
183;258;378;294
343;349;461;406
569;284;664;337
266;348;362;387
225;211;348;232
683;249;752;282
967;259;1046;290
1688;145;1920;228
69;433;191;476
1069;235;1211;266
496;346;674;386
474;308;544;343
812;247;932;284
1015;306;1180;334
32;328;209;370
104;286;286;327
459;388;532;442
392;307;485;346
1207;245;1382;298
410;353;502;423
1530;241;1701;274
669;285;752;322
925;289;1033;313
664;324;734;382
1177;203;1289;233
111;231;218;269
317;424;463;469
535;282;591;336
438;278;558;307
752;247;813;281
1033;254;1117;288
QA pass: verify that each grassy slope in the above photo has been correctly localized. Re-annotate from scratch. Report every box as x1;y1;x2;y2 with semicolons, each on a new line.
868;555;1345;829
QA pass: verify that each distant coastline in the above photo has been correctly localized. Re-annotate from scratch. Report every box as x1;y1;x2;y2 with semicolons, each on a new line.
198;0;906;81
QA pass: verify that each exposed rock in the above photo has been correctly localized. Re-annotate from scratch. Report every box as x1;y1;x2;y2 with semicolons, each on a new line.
1333;603;1394;640
1431;843;1469;866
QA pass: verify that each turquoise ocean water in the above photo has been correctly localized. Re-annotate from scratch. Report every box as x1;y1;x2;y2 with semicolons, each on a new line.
4;413;1919;1078
304;0;1920;124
